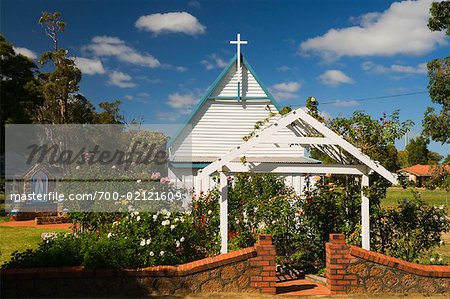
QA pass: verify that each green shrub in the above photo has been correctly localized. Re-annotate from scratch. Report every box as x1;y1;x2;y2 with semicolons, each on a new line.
371;195;450;262
3;234;82;268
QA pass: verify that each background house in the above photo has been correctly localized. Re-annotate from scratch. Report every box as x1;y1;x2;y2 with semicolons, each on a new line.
398;164;450;186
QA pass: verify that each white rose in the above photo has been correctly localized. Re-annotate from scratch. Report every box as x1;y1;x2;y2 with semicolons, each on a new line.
149;251;154;257
160;251;165;256
180;237;185;242
140;239;146;246
146;238;151;245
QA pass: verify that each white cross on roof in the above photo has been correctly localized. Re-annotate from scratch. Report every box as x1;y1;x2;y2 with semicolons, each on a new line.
230;33;248;97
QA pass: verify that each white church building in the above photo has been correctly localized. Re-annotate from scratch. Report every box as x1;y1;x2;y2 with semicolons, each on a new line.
167;34;397;252
167;34;319;194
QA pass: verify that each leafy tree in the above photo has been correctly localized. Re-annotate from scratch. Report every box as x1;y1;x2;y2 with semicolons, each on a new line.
67;94;96;124
444;154;450;165
93;100;125;124
397;150;409;169
423;2;450;144
0;35;41;124
427;151;444;164
37;11;81;124
406;136;429;165
0;35;42;152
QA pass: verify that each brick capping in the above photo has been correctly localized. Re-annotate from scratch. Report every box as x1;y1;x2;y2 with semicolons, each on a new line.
349;245;450;278
1;234;277;297
326;233;450;294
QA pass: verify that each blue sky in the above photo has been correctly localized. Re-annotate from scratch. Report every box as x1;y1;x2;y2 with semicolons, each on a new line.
2;0;449;155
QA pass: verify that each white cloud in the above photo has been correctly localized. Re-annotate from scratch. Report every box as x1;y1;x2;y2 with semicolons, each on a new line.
319;70;354;87
167;92;198;109
269;81;302;100
73;57;105;75
135;12;206;35
300;0;447;60
175;66;187;72
137;76;163;84
13;47;37;59
188;1;202;9
277;65;298;72
156;111;182;122
124;92;150;103
332;100;359;107
201;53;228;70
108;71;136;88
362;61;427;74
85;36;160;68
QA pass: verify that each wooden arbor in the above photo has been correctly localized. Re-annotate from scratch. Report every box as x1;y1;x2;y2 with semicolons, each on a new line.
196;108;398;253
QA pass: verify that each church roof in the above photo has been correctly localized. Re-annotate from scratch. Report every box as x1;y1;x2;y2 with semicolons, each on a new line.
167;53;281;148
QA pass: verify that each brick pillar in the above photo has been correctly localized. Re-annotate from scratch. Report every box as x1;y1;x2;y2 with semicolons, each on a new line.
249;234;277;294
326;233;356;294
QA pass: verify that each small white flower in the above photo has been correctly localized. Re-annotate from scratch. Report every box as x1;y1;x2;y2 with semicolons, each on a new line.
140;239;146;246
146;238;151;245
174;218;179;222
160;251;165;256
153;214;158;221
176;241;181;248
107;232;113;238
180;237;185;242
180;217;185;223
430;257;436;262
150;251;154;257
170;225;176;230
136;216;141;221
137;179;142;183
208;210;212;215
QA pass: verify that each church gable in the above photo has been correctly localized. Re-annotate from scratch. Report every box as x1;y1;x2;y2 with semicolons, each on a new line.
209;58;272;99
168;34;306;161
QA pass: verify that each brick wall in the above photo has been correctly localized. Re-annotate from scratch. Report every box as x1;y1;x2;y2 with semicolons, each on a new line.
1;234;276;298
326;233;450;294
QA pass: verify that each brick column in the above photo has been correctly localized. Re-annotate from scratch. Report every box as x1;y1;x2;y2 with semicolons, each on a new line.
249;234;277;294
326;233;356;294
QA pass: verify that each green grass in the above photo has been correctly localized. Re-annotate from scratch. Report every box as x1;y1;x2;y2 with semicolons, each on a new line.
0;226;69;265
383;187;449;208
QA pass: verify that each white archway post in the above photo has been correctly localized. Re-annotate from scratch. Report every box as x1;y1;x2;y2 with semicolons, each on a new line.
219;171;228;253
361;174;370;250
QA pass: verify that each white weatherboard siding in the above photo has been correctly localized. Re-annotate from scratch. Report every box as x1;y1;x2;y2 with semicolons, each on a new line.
171;100;305;160
168;54;310;195
211;61;267;98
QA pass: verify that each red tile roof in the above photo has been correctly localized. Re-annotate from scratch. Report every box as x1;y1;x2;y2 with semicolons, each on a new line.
398;164;450;176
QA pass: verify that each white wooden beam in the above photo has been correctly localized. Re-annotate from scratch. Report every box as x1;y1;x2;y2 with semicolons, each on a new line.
267;136;337;145
223;163;369;175
294;109;398;184
361;174;370;250
219;171;228;254
198;111;302;179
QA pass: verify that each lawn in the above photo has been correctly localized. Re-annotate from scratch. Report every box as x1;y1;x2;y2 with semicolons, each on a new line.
383;187;449;208
0;225;69;265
